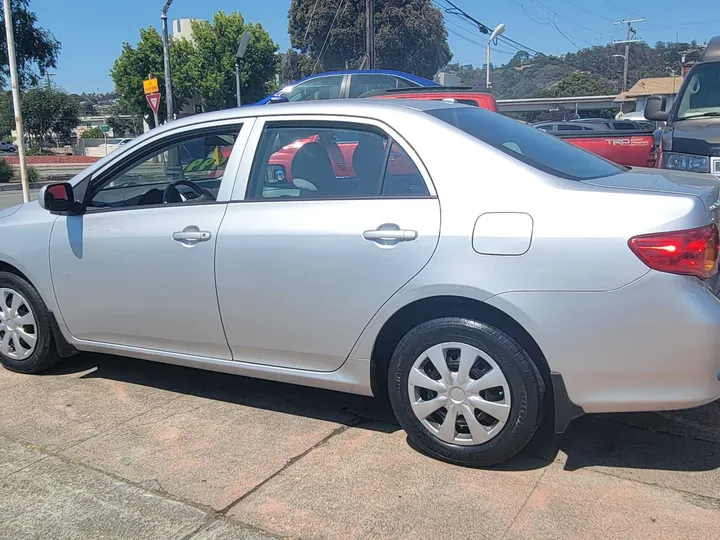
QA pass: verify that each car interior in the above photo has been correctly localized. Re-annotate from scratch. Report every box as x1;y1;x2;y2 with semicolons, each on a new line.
253;126;429;199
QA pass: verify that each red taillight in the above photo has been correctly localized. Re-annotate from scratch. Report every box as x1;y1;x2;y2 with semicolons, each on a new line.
628;224;720;280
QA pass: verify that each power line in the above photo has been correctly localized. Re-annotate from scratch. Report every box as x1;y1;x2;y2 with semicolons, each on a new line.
303;0;322;44
312;0;348;74
603;0;643;19
529;0;604;38
560;0;615;23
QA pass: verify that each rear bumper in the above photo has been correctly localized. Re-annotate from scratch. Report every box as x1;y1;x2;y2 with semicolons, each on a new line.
488;271;720;416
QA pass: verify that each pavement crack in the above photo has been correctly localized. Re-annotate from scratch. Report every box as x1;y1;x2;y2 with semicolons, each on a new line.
588;467;720;502
218;416;370;516
56;393;186;453
500;464;549;540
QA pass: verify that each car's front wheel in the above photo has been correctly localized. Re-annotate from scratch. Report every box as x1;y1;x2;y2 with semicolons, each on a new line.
0;271;60;374
388;317;545;467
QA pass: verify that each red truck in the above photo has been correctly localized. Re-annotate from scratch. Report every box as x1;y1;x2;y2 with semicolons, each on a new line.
362;87;656;168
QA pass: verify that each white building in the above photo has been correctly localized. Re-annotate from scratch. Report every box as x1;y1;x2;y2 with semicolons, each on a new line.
172;18;206;43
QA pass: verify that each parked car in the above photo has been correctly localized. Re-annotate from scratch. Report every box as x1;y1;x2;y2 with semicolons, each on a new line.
255;70;438;105
2;100;720;466
360;86;498;111
568;118;656;131
533;121;608;132
0;141;16;153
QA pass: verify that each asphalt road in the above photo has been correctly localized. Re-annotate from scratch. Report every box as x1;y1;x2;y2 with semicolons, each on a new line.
0;189;38;209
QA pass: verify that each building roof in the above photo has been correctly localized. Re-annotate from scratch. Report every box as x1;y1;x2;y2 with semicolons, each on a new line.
614;76;684;102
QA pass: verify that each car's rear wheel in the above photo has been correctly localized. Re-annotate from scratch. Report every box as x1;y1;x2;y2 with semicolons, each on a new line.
388;317;545;467
0;272;60;374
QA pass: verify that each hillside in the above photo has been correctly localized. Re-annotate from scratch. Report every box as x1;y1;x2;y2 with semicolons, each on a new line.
444;40;698;100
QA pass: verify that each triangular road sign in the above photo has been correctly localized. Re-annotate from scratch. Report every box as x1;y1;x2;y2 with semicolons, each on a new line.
146;92;161;115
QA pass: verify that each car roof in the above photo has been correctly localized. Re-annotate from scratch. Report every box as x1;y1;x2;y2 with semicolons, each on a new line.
148;99;457;136
278;70;438;89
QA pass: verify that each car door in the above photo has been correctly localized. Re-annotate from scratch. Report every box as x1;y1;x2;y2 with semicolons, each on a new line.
215;117;440;371
49;120;253;359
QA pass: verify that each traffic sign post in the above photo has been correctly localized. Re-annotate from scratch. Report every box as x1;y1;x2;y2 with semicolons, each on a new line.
146;92;161;128
143;77;159;95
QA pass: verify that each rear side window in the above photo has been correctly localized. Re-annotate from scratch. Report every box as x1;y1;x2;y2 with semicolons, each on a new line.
429;108;624;180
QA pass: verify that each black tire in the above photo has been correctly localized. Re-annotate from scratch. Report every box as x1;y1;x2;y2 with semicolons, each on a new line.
0;271;61;374
388;317;545;467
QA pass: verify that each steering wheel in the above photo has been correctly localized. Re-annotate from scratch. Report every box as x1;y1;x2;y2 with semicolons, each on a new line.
162;179;216;204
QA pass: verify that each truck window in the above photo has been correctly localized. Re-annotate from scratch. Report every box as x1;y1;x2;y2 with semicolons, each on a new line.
428;107;624;181
676;62;720;119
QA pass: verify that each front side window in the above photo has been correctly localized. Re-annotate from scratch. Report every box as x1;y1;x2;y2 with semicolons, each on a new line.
675;62;720;120
348;74;413;98
430;107;623;180
247;123;429;200
279;75;344;102
89;128;240;209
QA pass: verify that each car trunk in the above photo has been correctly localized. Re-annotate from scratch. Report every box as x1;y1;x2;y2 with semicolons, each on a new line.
583;168;720;217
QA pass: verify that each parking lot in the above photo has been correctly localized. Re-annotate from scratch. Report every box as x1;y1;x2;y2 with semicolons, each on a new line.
1;351;719;540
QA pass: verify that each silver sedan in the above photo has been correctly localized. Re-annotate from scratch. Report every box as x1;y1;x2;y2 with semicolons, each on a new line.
1;99;720;466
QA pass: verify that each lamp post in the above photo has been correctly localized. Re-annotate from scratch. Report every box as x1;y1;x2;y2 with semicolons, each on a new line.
161;1;174;121
235;30;252;107
486;23;506;89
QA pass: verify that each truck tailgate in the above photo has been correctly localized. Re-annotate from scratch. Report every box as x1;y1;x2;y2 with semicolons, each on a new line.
556;131;656;168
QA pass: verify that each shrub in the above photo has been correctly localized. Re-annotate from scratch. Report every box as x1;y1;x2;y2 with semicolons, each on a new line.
27;166;39;183
0;159;12;183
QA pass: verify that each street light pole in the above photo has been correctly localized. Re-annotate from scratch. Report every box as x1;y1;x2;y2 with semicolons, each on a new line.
485;23;506;89
235;30;251;107
161;0;174;122
3;0;29;203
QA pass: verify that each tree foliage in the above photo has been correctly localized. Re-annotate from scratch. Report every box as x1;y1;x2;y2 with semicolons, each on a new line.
81;126;104;139
0;0;60;88
191;12;279;110
287;0;451;79
110;27;197;124
111;12;279;121
0;91;13;138
21;87;79;145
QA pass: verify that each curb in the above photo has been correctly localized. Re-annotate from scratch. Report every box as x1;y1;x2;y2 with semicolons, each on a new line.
0;181;54;192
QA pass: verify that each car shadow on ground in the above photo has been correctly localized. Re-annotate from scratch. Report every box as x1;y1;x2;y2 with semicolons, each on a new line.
46;353;720;474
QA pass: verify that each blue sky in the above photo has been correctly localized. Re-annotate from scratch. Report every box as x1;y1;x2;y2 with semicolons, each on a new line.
30;0;720;93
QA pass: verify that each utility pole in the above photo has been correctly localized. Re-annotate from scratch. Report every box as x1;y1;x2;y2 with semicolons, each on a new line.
614;18;644;92
161;1;174;122
486;24;506;89
3;0;29;203
365;0;375;69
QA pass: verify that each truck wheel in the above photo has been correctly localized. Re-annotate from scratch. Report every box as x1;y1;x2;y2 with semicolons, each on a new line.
388;317;545;467
0;272;61;374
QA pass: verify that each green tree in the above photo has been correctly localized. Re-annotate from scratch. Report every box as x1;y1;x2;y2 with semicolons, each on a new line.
0;91;13;138
81;126;104;138
551;71;614;97
190;12;279;110
288;0;451;79
21;87;79;146
280;48;314;84
110;26;198;124
0;0;60;88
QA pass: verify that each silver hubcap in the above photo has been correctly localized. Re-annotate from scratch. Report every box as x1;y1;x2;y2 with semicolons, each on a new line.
408;342;511;446
0;288;38;360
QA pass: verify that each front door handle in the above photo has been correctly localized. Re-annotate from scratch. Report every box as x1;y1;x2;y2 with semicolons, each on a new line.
363;224;418;245
172;226;212;245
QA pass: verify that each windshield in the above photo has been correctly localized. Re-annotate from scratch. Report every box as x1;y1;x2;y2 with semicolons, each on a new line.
428;107;624;180
675;62;720;120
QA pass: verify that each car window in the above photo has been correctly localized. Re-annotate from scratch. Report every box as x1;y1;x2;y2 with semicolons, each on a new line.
429;107;624;181
348;74;412;98
557;124;584;131
89;128;241;209
279;75;344;102
535;124;553;132
613;122;637;130
247;124;429;200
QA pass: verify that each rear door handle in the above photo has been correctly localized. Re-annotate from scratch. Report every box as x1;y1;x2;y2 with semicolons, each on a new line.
363;224;418;244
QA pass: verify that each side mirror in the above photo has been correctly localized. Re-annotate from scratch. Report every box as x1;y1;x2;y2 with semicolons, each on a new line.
644;95;668;121
38;182;82;214
268;95;289;105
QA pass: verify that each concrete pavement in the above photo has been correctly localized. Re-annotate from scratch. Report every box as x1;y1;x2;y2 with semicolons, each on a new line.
0;189;38;208
0;353;719;540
